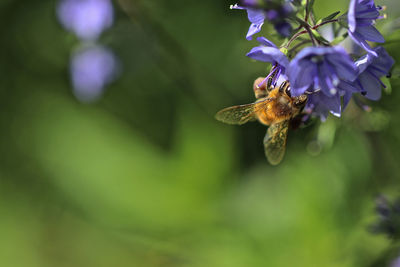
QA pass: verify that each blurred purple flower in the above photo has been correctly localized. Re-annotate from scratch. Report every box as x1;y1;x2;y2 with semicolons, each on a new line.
247;37;289;86
347;0;384;56
231;0;293;39
354;46;394;100
57;0;114;41
70;45;118;102
288;46;358;97
240;0;258;5
265;3;293;37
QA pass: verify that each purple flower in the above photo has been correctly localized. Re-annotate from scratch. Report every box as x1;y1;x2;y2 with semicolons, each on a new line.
305;81;358;120
231;4;266;40
354;46;394;100
231;0;293;39
347;0;385;56
247;37;289;85
70;45;118;102
288;46;358;97
265;3;293;37
57;0;114;41
340;80;360;109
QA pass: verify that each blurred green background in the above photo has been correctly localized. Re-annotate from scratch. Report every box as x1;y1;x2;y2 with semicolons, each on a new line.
1;0;400;266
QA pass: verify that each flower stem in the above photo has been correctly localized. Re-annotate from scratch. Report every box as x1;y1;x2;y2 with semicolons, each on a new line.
284;18;339;48
294;17;318;46
317;19;339;28
288;40;312;54
305;0;311;23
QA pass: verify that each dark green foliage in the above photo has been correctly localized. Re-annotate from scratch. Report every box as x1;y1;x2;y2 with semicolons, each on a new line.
0;0;400;266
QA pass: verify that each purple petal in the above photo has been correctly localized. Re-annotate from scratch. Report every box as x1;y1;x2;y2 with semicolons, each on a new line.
355;52;373;73
246;22;264;40
358;71;382;100
325;54;358;81
318;62;336;96
343;91;353;110
289;62;315;95
349;31;377;57
357;25;385;43
306;92;341;120
369;46;395;75
256;36;277;48
247;46;289;68
347;0;384;55
288;46;357;96
348;0;357;32
247;9;266;24
230;4;244;10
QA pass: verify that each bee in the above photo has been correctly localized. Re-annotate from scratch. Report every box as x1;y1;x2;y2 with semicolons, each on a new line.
215;78;307;165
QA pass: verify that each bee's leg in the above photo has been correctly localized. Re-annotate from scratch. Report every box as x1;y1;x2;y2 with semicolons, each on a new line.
253;77;272;99
266;76;274;91
278;81;290;93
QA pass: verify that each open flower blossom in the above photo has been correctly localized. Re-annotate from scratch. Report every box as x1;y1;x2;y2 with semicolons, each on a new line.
347;0;385;56
231;0;293;39
218;0;396;164
288;46;358;97
231;0;395;121
354;46;394;100
247;37;289;86
57;0;114;41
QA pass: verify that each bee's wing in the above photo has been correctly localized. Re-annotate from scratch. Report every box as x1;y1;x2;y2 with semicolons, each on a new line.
215;103;256;125
215;98;273;125
263;120;289;165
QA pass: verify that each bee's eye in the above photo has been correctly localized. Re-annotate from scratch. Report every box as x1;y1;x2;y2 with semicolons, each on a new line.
285;87;291;97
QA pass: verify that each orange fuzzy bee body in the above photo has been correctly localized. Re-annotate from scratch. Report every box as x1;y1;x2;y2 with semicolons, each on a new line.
254;87;296;126
215;80;307;165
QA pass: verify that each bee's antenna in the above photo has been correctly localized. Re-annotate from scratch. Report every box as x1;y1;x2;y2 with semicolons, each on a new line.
305;89;319;95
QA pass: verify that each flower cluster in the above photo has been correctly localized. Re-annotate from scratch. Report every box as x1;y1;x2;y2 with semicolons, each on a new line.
232;0;394;121
57;0;118;102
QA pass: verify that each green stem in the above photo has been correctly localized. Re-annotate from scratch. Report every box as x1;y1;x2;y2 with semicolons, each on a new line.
284;18;339;48
305;0;311;23
289;40;312;54
317;19;339;28
295;17;318;46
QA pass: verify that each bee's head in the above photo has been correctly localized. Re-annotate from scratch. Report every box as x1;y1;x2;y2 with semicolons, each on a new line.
293;94;308;108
